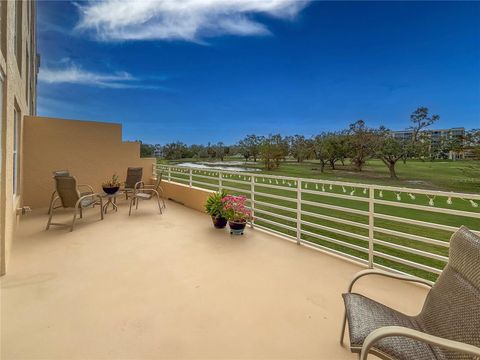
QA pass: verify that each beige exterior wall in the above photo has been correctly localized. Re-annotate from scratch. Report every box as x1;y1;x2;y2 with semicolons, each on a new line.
0;1;38;275
161;181;213;213
23;116;156;209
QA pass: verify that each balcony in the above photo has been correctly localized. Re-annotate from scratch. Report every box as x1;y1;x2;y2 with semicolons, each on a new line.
1;199;429;359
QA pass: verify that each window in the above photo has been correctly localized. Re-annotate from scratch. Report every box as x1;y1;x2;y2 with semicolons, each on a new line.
14;0;23;72
13;108;20;195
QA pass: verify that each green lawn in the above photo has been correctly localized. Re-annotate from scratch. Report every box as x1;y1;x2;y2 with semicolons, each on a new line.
158;159;480;281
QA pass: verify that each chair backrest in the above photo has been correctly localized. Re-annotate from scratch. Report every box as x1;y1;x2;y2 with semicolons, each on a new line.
53;170;70;177
54;176;80;208
416;226;480;357
125;167;143;188
153;172;163;191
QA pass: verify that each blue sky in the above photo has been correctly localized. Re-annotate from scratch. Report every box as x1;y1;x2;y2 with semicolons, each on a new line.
38;1;480;145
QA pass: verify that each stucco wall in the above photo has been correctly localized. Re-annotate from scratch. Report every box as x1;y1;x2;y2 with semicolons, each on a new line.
0;1;37;275
22;116;156;209
161;181;213;213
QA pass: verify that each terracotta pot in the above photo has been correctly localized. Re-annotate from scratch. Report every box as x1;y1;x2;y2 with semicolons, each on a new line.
211;216;228;229
229;221;247;235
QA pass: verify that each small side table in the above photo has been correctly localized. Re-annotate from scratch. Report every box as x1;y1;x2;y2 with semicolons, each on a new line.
101;192;118;214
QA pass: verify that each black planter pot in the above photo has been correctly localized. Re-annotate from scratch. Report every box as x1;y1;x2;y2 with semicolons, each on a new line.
229;221;247;235
211;216;228;229
103;186;120;194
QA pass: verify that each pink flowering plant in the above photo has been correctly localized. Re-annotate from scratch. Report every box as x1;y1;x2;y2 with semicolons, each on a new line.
221;195;252;223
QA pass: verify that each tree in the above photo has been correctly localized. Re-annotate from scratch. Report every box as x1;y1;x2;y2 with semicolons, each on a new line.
214;142;226;161
238;135;264;162
139;142;156;157
376;135;405;179
287;135;312;163
408;107;440;143
347;120;378;171
259;134;288;170
161;142;189;160
312;133;329;172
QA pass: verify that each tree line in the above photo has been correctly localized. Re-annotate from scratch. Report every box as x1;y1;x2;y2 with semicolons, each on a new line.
140;107;480;179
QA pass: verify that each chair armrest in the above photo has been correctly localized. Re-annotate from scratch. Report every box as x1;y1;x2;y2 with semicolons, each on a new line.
134;181;145;190
347;269;432;293
360;326;480;360
75;193;102;208
78;184;94;194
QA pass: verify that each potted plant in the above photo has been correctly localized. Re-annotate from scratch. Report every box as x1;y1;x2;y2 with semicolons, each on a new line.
222;195;252;235
205;190;228;228
102;174;121;194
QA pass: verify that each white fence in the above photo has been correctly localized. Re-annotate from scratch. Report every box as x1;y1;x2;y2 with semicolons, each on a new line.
155;164;480;282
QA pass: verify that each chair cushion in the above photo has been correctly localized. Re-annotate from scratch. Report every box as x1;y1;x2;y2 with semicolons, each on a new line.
343;293;440;360
135;192;153;199
80;198;97;207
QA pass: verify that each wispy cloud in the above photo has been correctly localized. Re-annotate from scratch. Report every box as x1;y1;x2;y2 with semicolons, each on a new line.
75;0;309;42
39;64;162;89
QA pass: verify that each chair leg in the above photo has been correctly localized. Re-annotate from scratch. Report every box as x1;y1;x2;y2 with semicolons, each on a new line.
47;191;56;214
129;198;134;216
70;209;78;232
79;207;83;219
46;207;55;230
340;310;347;345
136;197;139;210
156;195;162;214
99;199;104;220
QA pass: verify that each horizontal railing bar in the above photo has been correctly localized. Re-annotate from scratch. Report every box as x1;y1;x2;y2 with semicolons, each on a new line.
254;191;297;203
301;209;369;229
190;173;217;181
254;200;297;213
373;238;448;262
254;216;297;232
373;263;435;286
374;199;480;218
254;208;296;222
221;185;251;194
220;178;251;185
253;224;298;242
301;239;370;265
169;176;189;182
157;164;480;198
374;213;465;234
191;180;219;188
302;199;369;216
373;251;443;274
301;220;369;242
301;229;369;253
301;188;370;202
373;227;450;248
254;182;297;192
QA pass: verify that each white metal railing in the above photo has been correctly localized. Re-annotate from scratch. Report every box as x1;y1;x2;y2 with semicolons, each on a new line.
154;163;480;283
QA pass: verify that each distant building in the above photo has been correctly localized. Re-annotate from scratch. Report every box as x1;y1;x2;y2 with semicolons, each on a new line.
390;127;466;160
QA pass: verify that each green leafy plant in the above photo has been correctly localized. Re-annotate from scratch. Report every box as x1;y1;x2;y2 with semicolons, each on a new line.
102;174;121;188
205;190;228;218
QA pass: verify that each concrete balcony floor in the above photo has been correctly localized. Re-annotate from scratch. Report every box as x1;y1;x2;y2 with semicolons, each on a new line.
1;200;428;359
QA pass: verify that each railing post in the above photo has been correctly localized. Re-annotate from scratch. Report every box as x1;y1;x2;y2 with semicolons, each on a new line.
250;174;255;228
296;179;302;245
218;172;222;190
152;163;157;180
168;166;171;182
189;168;192;187
368;186;375;268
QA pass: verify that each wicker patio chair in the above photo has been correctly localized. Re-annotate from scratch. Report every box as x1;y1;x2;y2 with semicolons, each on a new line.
340;226;480;360
122;167;143;200
46;175;103;232
47;170;94;214
128;175;164;216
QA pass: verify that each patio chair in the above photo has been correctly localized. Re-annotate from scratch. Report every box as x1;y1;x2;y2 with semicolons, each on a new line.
122;167;143;200
46;175;103;232
340;226;480;360
128;175;165;216
47;170;94;214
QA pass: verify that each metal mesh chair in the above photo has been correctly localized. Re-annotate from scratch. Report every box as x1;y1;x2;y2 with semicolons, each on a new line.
46;176;103;232
122;167;143;200
340;226;480;360
128;174;165;216
47;170;94;214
